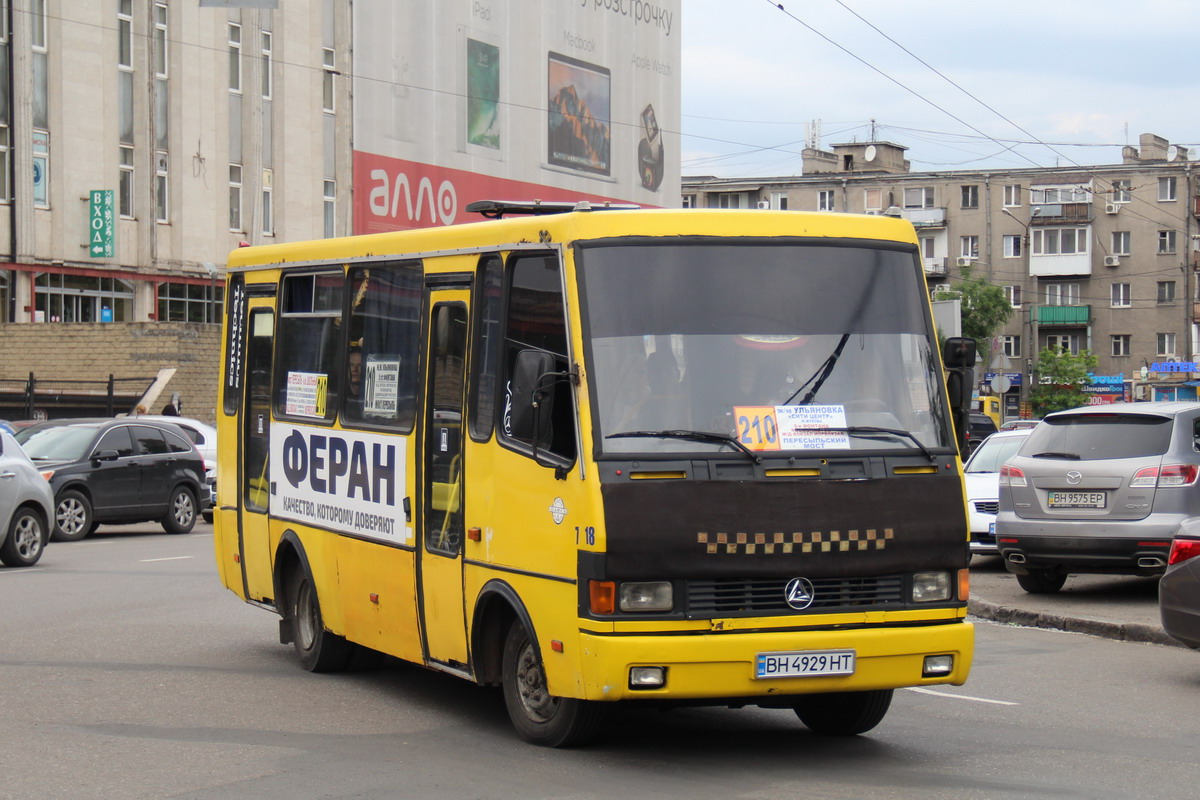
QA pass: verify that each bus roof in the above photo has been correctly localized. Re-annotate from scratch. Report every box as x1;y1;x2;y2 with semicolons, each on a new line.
225;206;919;271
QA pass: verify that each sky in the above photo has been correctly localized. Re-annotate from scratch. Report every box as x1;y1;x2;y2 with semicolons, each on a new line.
680;0;1200;178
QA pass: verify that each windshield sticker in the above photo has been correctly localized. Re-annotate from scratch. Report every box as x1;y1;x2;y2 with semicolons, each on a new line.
734;405;850;451
285;371;328;418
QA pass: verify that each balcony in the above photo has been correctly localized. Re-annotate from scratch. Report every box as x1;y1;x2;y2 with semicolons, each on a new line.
901;207;946;229
923;257;946;276
1035;305;1091;326
1031;202;1092;224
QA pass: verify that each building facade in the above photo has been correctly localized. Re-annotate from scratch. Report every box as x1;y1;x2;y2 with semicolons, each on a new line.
683;133;1200;416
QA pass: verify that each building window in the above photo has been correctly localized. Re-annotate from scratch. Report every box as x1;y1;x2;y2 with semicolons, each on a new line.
31;0;45;49
709;193;743;209
262;168;273;235
960;236;978;259
1111;335;1130;357
1046;334;1080;355
1003;184;1021;207
920;237;935;259
322;47;335;112
1003;335;1021;358
1159;176;1176;202
903;187;933;209
0;1;9;204
228;23;242;93
863;188;882;212
119;146;134;218
323;179;335;238
157;281;225;324
1004;285;1022;308
118;0;132;68
1031;185;1089;204
228;164;242;231
1111;283;1130;308
261;31;272;99
1158;332;1177;357
1111;231;1130;256
1157;281;1177;304
153;3;168;78
1032;227;1089;256
817;190;834;212
770;191;788;210
960;185;979;209
1045;283;1079;306
1158;230;1177;254
1003;235;1022;258
155;151;168;222
681;194;695;208
34;274;134;323
1110;179;1131;203
32;129;48;208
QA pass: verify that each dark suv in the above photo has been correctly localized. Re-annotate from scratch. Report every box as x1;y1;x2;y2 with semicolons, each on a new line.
965;412;998;454
15;417;207;541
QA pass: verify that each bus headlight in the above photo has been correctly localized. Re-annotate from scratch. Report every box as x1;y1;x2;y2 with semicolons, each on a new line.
911;571;951;602
619;581;673;612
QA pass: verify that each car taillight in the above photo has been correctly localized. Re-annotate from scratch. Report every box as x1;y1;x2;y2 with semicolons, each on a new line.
1131;465;1199;488
1167;537;1200;566
999;464;1026;487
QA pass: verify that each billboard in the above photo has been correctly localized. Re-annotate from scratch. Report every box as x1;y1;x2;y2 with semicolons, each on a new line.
352;1;680;233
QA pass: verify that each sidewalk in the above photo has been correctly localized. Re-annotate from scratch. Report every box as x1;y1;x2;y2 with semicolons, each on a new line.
968;555;1184;648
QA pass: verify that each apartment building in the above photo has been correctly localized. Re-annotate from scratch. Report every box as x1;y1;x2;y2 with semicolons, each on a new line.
683;133;1199;416
0;0;351;326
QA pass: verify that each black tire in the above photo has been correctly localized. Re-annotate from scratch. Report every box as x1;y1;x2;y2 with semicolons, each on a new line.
793;689;893;736
202;510;213;524
1016;569;1067;594
287;562;353;673
53;489;93;542
1;507;48;567
162;485;198;535
501;621;603;747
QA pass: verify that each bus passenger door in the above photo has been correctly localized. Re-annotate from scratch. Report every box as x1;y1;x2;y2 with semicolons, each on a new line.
239;306;276;603
419;295;469;667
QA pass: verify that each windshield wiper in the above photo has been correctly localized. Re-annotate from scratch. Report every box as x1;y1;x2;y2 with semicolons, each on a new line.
815;426;936;461
1030;451;1081;460
606;429;761;461
783;332;851;406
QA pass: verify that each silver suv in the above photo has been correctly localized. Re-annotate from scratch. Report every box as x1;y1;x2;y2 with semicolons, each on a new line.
996;401;1200;593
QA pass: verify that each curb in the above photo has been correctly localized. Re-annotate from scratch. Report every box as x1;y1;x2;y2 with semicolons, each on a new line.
968;598;1187;649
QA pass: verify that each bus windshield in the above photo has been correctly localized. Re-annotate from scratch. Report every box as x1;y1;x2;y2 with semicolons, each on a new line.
579;240;953;456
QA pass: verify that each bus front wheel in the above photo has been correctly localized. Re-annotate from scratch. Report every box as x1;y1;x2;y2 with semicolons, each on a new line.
793;689;893;736
501;621;602;747
286;563;353;673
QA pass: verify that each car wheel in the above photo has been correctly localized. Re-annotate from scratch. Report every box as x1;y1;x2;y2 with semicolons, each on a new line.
1015;569;1067;594
793;689;893;736
53;489;93;542
286;561;353;673
0;507;48;567
501;620;603;747
161;486;197;535
202;511;213;524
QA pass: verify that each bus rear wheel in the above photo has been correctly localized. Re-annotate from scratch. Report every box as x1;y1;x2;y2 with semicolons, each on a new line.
287;563;353;673
793;689;893;736
501;621;602;747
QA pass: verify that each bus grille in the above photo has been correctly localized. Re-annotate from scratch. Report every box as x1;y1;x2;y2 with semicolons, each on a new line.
686;575;905;616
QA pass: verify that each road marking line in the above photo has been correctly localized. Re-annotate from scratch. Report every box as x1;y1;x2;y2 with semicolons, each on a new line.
905;687;1019;706
140;556;194;563
0;567;45;576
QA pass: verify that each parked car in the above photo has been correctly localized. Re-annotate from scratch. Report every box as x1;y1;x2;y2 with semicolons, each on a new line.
134;415;217;523
999;418;1040;431
962;428;1033;555
964;412;998;454
15;417;208;541
0;431;54;567
997;401;1200;593
1160;532;1200;649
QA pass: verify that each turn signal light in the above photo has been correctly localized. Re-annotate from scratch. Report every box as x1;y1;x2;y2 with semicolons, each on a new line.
999;464;1026;487
1168;537;1200;566
589;580;616;615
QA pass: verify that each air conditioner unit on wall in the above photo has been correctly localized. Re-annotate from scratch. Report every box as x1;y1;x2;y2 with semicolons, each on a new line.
756;200;770;209
1105;203;1120;214
956;257;973;267
1104;255;1120;267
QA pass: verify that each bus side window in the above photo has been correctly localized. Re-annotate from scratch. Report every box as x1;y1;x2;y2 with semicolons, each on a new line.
499;253;576;464
343;262;422;430
469;254;503;441
274;271;343;423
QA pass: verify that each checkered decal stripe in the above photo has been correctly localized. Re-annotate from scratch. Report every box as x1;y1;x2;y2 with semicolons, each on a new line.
697;528;895;555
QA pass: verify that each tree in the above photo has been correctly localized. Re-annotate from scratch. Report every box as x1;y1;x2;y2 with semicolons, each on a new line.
1030;348;1098;416
934;265;1014;363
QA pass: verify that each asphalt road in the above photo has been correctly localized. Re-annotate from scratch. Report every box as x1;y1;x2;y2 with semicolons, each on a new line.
2;523;1198;800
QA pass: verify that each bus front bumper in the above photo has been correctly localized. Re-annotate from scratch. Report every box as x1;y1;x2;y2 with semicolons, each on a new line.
573;620;974;703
